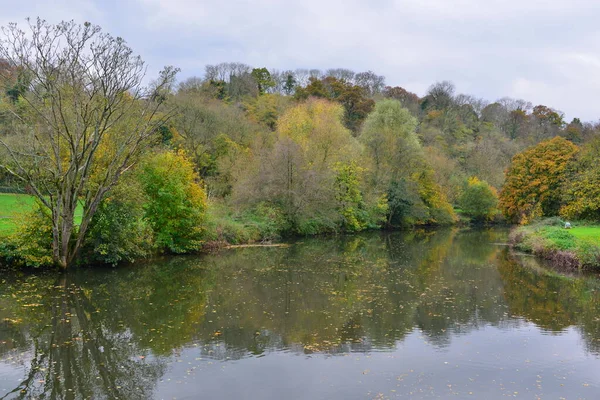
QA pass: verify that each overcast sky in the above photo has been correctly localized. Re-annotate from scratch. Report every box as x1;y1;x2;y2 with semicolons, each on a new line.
1;0;599;121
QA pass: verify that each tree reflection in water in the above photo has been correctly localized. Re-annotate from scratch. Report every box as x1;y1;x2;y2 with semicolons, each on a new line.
2;228;600;399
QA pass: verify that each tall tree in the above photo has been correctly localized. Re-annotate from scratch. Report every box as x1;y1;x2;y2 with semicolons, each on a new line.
0;19;177;268
499;136;578;224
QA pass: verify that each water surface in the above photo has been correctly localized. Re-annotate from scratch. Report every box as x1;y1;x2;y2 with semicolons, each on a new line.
2;228;600;399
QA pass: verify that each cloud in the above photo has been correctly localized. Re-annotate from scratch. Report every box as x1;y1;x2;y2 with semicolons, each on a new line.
2;0;600;120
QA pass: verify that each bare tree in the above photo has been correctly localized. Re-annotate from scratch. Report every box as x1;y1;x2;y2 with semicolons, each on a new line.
0;19;177;268
355;70;385;96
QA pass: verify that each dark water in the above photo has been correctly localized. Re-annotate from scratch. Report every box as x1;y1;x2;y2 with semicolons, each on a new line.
2;228;600;399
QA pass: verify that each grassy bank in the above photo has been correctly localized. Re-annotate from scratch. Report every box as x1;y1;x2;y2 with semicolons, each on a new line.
510;218;600;269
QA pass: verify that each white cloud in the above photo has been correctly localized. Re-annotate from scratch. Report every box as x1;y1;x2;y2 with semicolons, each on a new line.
2;0;600;120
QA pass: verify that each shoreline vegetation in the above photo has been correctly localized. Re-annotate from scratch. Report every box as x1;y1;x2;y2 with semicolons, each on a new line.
0;192;501;269
2;20;600;270
509;218;600;269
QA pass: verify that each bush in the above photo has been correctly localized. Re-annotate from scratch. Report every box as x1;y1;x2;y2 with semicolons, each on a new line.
203;201;287;244
0;206;53;268
543;228;576;251
458;177;498;222
82;177;153;265
334;162;368;232
139;150;207;253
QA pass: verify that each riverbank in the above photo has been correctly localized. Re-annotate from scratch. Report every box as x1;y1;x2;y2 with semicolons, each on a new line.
509;218;600;269
0;192;493;269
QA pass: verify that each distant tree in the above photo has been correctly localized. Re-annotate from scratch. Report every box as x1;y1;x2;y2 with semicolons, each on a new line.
354;70;385;95
383;86;421;115
204;62;257;99
564;118;584;143
325;68;355;83
295;76;374;132
532;105;564;129
422;81;455;110
244;93;292;132
499;136;579;224
251;67;275;95
283;72;297;95
492;97;532;139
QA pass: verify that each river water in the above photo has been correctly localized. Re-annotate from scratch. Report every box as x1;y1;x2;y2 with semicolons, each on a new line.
1;228;600;399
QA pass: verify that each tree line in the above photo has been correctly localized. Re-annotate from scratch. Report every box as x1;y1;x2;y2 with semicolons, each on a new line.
0;19;598;268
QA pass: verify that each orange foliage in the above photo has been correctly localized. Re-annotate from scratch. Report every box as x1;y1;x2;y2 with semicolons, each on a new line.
499;136;578;224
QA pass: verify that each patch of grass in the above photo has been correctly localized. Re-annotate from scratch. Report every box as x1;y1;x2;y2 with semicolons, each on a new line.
0;194;83;236
510;219;600;268
569;226;600;243
0;194;38;235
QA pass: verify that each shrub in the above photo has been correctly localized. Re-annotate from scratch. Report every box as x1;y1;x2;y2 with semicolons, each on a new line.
334;162;368;232
139;150;207;253
0;206;53;268
82;177;153;265
459;177;499;222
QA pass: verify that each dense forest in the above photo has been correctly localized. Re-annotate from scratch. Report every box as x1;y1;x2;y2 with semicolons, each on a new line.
1;20;599;268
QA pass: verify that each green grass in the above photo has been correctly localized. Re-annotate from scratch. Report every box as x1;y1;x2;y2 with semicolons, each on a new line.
511;219;600;268
0;194;38;235
568;226;600;243
0;194;83;236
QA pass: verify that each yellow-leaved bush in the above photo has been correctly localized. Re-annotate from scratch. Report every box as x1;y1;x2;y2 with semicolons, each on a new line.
138;150;207;253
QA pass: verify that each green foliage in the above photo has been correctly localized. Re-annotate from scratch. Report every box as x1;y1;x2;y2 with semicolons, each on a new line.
511;220;600;268
334;162;368;232
0;206;53;268
387;179;429;226
83;177;153;265
360;100;455;226
458;177;499;221
139;150;207;253
251;67;275;95
204;201;287;244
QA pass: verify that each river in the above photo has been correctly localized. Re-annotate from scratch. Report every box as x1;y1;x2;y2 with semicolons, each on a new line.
1;228;600;399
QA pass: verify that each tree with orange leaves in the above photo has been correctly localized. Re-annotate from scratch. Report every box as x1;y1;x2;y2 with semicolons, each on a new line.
499;136;578;224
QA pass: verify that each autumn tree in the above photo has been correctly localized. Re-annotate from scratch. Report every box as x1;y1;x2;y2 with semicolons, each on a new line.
294;76;374;132
0;19;176;268
383;86;421;116
171;92;259;196
561;137;600;220
499;136;579;224
334;161;370;231
233;99;362;233
360;100;455;226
